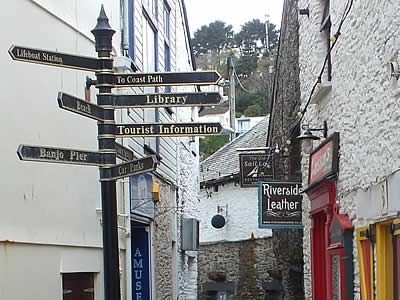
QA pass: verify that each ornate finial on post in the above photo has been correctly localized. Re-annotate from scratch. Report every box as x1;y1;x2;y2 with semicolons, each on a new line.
91;5;115;57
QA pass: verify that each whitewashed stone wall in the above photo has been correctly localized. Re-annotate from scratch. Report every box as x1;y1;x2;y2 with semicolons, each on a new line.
298;0;400;298
199;182;272;243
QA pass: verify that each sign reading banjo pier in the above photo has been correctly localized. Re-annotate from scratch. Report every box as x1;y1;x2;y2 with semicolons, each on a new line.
259;181;303;228
115;123;223;137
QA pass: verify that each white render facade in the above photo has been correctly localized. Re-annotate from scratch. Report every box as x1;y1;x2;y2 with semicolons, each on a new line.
0;1;199;299
297;0;400;298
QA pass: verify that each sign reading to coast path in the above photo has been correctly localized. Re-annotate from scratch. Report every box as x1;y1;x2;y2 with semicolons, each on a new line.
17;145;104;166
112;92;222;108
100;155;157;181
115;123;224;137
9;45;99;72
113;71;222;87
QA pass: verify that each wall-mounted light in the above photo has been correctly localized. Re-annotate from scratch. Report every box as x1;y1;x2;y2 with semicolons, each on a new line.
388;60;400;80
297;121;328;154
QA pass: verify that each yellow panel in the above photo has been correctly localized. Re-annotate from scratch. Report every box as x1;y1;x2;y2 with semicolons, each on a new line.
356;226;373;300
376;221;393;300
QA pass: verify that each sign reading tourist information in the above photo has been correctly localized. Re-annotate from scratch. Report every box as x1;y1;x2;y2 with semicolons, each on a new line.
112;92;222;108
115;142;135;162
259;181;303;229
58;92;105;121
17;145;104;166
113;71;222;87
114;123;224;137
100;155;157;181
8;45;99;72
239;154;273;188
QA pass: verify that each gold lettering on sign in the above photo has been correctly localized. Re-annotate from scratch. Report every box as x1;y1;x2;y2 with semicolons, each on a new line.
146;94;187;105
70;151;88;162
117;125;155;135
40;148;65;160
76;100;91;114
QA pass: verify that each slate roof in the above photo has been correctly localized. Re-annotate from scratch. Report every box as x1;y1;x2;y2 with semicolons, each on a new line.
198;102;229;116
200;116;270;184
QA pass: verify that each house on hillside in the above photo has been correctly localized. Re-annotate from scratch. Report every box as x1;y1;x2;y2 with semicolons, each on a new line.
197;116;284;299
0;1;199;299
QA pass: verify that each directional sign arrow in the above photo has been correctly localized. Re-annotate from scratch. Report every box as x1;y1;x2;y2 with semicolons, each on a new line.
115;142;135;161
114;123;224;137
9;45;100;72
58;92;105;121
100;155;158;181
112;92;222;108
17;145;104;166
112;71;222;87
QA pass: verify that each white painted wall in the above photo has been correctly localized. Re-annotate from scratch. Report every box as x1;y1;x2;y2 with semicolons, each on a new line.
199;182;272;243
298;0;400;297
0;1;121;299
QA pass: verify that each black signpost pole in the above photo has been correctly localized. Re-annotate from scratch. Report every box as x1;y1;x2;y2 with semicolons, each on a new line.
91;6;121;300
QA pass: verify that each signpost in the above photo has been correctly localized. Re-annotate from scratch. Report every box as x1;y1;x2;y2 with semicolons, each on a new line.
113;71;222;87
11;6;225;300
58;92;105;122
8;45;101;72
17;144;104;166
100;155;157;181
112;92;222;108
115;122;224;137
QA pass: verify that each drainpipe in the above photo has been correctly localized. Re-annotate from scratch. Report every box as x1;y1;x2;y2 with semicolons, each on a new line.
122;0;129;53
123;179;132;300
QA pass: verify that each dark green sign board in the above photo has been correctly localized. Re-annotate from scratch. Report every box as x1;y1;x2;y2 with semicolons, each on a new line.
112;92;222;108
258;181;303;229
113;71;222;87
100;155;157;181
9;45;99;72
114;123;224;137
58;92;105;121
17;144;104;166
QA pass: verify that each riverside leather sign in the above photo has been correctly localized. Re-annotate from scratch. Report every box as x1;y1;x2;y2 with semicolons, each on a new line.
259;181;303;228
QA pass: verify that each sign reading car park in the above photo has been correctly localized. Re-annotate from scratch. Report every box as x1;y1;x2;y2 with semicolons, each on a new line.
239;154;273;187
258;181;303;229
100;155;157;181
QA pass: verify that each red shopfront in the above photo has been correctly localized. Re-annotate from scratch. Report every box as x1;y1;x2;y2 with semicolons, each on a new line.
304;133;354;300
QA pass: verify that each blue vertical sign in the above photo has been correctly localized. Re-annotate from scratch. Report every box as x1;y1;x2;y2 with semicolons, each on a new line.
131;226;152;300
130;172;155;218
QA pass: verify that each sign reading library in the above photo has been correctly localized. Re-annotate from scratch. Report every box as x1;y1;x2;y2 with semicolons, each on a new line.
259;181;302;229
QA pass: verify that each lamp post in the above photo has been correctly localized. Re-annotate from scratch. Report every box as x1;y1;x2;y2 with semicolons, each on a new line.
91;6;121;300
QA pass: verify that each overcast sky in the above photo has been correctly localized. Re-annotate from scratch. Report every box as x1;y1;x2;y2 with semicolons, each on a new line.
185;0;284;35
